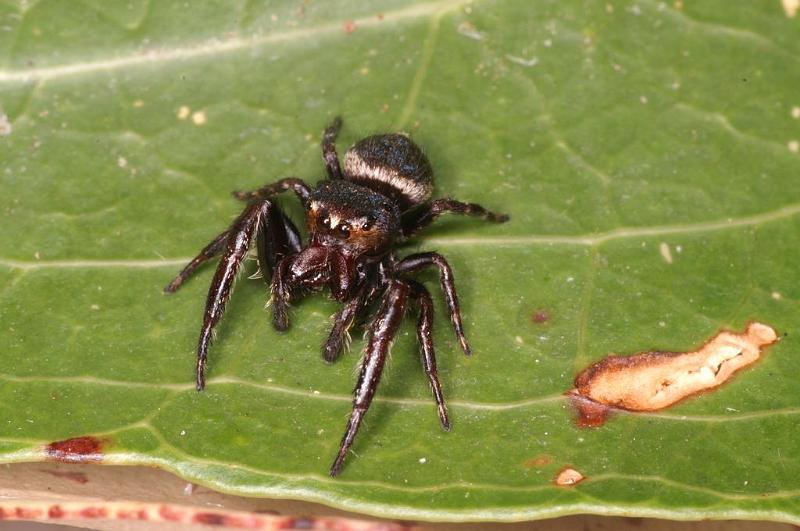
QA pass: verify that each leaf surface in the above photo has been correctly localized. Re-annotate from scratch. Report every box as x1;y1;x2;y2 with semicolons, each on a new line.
1;0;799;522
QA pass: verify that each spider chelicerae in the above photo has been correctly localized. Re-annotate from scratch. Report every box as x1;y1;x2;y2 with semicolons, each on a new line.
165;117;508;476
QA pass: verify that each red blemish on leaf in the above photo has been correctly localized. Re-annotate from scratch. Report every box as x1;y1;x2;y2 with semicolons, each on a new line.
343;20;356;34
45;436;105;463
531;310;550;323
44;470;89;484
567;393;614;428
48;505;65;518
524;454;552;468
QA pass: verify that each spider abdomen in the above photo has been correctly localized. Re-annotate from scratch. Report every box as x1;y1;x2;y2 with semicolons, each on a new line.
343;133;433;212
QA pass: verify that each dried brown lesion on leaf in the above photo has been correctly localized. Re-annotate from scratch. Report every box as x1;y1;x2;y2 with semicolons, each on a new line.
44;436;106;463
554;467;585;487
567;322;778;424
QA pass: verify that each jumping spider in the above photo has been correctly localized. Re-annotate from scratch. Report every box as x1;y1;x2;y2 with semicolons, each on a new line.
165;117;508;476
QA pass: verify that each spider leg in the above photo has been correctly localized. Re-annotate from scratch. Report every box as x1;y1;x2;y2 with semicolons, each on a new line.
164;229;231;293
395;252;471;356
232;177;311;205
269;257;293;332
401;198;508;238
407;279;450;430
322;116;344;180
268;246;328;332
195;200;273;391
330;280;410;477
255;206;302;282
322;281;370;363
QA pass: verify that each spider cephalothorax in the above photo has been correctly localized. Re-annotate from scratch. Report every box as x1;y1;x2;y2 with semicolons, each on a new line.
165;117;508;476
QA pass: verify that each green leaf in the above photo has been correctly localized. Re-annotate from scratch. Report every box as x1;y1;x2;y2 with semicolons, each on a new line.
1;0;799;523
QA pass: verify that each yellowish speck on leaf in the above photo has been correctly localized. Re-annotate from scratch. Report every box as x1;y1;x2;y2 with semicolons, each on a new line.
782;0;799;17
192;111;207;125
659;242;673;264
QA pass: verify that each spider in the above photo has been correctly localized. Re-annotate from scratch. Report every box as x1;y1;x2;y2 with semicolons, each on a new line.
165;117;508;476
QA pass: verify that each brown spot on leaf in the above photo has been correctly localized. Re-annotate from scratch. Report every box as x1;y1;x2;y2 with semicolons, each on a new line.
45;436;105;463
568;393;615;428
554;467;585;487
568;322;778;418
531;309;550;324
524;455;552;468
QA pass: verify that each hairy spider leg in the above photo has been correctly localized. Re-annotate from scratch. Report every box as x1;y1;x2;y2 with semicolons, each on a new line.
231;177;311;204
322;116;344;180
269;257;293;332
195;200;274;391
322;281;372;363
401;198;509;238
407;279;450;430
396;252;472;356
164;229;231;293
255;206;302;281
330;280;410;477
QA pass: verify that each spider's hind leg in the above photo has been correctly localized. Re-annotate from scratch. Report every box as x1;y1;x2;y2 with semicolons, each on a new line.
330;279;410;477
408;279;450;431
401;198;508;238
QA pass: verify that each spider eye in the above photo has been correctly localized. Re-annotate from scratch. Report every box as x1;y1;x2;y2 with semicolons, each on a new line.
339;223;351;238
321;216;331;228
361;217;374;231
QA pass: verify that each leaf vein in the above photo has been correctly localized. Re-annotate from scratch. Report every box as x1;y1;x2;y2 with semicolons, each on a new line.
0;0;472;84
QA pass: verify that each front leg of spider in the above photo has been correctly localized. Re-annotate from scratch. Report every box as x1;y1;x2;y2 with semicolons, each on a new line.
166;177;312;390
322;280;372;363
330;280;410;477
193;200;272;391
